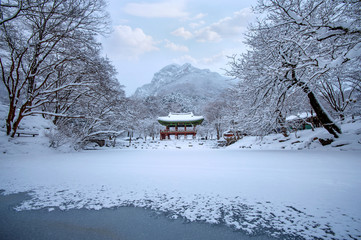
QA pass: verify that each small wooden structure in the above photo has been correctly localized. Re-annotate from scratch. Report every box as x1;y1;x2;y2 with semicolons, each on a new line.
17;132;39;137
158;112;204;140
223;130;235;140
223;130;241;146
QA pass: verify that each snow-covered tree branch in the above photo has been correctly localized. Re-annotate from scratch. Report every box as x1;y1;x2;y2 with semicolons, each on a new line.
227;0;361;138
0;0;111;137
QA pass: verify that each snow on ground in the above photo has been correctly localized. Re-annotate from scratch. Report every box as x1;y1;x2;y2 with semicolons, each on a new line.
111;117;361;151
0;105;59;155
229;117;361;151
116;138;218;150
0;149;360;240
1;105;361;239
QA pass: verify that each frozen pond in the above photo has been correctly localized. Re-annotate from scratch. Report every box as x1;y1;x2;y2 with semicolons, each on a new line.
1;149;360;239
0;192;276;240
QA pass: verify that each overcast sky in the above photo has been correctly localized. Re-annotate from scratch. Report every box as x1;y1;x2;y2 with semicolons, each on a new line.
99;0;257;96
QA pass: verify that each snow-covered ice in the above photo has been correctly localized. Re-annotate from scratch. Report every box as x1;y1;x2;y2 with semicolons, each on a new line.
0;149;360;240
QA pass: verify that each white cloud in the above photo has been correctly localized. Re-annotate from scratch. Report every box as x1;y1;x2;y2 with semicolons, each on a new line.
189;20;205;29
171;27;193;40
164;40;189;52
172;48;247;73
124;0;188;18
194;27;222;42
104;25;159;59
173;51;228;69
201;52;225;64
173;54;198;65
173;8;255;42
208;8;253;38
193;13;206;20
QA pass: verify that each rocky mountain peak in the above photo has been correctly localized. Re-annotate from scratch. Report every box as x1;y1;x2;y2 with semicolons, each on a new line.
134;63;228;99
151;63;198;85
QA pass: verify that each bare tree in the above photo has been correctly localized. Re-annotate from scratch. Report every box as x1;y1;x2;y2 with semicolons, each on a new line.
0;0;110;137
203;100;228;140
49;54;127;148
318;60;361;120
0;0;23;25
228;0;361;138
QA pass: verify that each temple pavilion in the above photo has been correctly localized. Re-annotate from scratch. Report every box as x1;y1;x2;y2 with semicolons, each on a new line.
158;112;204;140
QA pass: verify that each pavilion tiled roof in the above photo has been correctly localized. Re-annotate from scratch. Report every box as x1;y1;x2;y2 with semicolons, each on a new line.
158;112;204;126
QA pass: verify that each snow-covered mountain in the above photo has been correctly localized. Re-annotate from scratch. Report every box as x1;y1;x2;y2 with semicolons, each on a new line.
133;63;230;100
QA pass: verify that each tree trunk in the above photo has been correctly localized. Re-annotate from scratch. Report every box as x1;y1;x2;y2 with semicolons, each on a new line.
339;113;345;121
10;115;22;137
7;99;32;137
304;88;342;138
276;111;289;137
10;105;28;137
6;102;16;136
215;123;221;140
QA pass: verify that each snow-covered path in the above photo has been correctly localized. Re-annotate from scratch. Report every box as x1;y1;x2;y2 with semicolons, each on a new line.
1;149;360;239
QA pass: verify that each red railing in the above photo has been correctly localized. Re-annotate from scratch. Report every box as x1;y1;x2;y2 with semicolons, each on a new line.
160;129;197;140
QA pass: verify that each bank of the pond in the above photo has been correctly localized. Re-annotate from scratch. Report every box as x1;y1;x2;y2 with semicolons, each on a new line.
0;192;280;240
